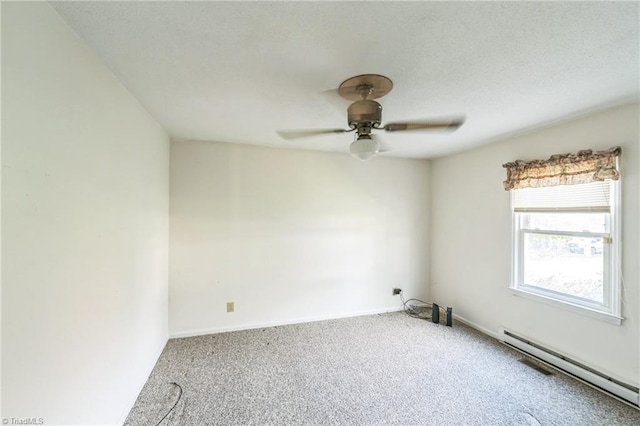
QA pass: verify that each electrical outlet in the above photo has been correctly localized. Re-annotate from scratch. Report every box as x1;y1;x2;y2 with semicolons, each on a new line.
393;288;402;295
226;301;234;313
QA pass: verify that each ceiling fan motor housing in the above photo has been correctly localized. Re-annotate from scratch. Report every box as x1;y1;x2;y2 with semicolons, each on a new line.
348;100;382;128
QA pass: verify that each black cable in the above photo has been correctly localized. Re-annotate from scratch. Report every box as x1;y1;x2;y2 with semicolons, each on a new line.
155;382;183;426
400;293;432;319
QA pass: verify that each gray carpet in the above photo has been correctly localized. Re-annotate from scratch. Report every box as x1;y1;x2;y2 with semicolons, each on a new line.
125;312;640;425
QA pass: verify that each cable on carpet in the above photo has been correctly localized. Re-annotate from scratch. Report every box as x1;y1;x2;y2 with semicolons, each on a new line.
400;293;453;326
400;293;432;319
155;381;183;426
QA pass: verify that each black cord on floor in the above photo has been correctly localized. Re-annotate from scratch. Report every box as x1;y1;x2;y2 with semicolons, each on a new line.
155;382;183;426
400;293;432;319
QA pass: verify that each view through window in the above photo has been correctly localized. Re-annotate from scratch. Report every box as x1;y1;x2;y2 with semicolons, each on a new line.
518;212;607;305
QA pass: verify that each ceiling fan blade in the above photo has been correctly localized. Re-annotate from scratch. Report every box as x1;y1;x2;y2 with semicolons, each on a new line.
383;117;465;132
276;128;352;140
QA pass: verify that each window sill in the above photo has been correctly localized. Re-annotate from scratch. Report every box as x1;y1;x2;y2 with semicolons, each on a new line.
509;288;623;325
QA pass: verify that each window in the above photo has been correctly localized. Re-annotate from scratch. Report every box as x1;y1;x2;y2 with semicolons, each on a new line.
503;147;622;324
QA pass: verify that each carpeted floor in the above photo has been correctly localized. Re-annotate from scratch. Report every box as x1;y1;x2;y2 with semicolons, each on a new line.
125;312;640;425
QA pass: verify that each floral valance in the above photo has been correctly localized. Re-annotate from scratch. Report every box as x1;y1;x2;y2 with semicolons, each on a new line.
502;146;621;191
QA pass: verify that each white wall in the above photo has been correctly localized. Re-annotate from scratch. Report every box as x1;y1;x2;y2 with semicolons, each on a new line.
169;141;430;336
2;3;169;424
430;102;639;386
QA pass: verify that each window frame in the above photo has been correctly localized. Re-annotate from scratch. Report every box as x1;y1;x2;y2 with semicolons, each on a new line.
510;179;622;325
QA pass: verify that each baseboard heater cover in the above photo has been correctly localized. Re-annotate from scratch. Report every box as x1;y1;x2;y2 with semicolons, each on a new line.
498;328;639;407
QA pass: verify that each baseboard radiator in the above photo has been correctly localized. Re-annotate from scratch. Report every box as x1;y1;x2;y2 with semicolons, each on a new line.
498;328;639;407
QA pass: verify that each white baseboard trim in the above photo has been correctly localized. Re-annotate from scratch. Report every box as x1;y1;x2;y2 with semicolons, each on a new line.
452;313;499;339
169;306;404;339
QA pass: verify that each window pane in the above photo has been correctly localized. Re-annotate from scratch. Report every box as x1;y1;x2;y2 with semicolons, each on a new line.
525;213;606;233
523;233;604;304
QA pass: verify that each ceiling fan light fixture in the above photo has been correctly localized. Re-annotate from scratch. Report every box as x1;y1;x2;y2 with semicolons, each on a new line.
349;135;380;161
276;74;465;158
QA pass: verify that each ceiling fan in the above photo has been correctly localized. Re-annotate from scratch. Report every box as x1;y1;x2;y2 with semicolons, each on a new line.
277;74;465;161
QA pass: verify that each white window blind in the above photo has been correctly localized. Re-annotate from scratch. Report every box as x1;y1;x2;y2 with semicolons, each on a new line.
513;181;611;212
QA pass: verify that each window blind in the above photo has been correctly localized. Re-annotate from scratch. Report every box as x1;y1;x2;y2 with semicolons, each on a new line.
513;181;611;212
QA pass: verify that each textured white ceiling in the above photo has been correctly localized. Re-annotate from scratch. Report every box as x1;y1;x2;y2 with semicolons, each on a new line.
52;1;639;158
